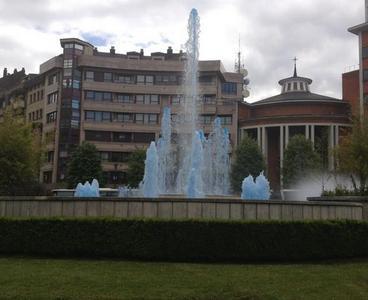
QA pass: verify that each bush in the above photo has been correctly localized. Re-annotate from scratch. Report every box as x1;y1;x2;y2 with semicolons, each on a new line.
0;218;367;262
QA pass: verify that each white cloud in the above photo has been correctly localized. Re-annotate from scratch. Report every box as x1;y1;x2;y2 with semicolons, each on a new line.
0;0;363;102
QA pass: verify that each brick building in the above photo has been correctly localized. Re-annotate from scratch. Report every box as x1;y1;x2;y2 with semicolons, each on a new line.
344;0;368;117
239;65;351;192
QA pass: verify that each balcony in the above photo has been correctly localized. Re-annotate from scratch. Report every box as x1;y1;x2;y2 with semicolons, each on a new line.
83;120;160;132
83;100;161;114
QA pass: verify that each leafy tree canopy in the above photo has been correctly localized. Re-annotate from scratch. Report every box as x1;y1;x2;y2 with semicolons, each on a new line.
67;142;103;188
282;134;321;188
230;136;266;192
0;111;42;195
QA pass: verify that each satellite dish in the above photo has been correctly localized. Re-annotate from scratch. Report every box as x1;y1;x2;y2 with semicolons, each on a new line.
240;68;248;76
243;78;250;86
242;89;250;98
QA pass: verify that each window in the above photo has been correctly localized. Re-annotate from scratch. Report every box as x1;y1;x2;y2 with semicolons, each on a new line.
85;111;95;121
104;72;112;82
136;94;159;104
103;92;112;101
137;75;154;85
114;74;135;84
63;68;72;77
63;78;72;88
46;111;57;123
155;75;177;85
102;112;111;122
47;151;54;163
100;152;109;161
85;91;94;100
64;43;73;49
47;92;58;105
363;47;368;59
150;94;159;104
287;83;292;91
171;95;181;104
72;99;79;109
200;115;213;124
116;94;134;103
299;82;305;90
221;82;237;95
85;71;94;81
202;95;215;104
113;132;132;143
48;74;57;85
95;92;103;101
219;115;232;125
135;113;143;123
63;59;73;68
136;95;144;103
114;113;133;123
137;75;145;84
85;130;111;142
43;171;52;184
72;80;80;89
293;82;298;90
199;76;213;83
364;70;368;81
75;44;84;51
133;132;155;143
145;75;154;85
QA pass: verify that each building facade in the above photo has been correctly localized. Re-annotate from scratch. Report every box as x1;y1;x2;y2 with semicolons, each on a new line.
239;67;351;192
23;38;243;186
345;0;368;117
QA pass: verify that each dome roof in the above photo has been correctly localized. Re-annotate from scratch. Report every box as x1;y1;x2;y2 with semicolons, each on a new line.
252;62;341;105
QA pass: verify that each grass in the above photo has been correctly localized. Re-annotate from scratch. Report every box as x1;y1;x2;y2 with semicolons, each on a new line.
0;257;368;299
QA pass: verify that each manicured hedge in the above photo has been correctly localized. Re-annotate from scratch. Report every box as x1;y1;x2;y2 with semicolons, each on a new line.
0;218;368;262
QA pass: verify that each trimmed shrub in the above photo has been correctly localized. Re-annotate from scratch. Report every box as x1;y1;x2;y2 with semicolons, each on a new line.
0;218;367;262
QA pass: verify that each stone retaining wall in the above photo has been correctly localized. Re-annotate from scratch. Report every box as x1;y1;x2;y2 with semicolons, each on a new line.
308;196;368;220
0;197;363;221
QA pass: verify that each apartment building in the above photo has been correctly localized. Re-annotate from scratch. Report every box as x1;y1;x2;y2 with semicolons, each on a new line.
27;38;243;186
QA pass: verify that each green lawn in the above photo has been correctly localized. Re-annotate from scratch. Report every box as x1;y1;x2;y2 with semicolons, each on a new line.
0;257;368;300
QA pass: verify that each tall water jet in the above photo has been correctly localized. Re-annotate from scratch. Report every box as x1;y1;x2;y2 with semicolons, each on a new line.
176;8;200;194
142;142;159;198
202;118;231;195
186;131;204;198
157;107;175;194
137;9;232;198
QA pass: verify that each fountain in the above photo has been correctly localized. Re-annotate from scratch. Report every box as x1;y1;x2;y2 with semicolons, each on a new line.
241;172;270;200
74;179;100;197
138;8;270;199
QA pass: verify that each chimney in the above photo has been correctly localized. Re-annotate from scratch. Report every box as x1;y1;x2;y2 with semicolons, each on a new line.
13;68;17;74
140;49;144;56
3;68;7;77
167;46;173;55
110;46;115;54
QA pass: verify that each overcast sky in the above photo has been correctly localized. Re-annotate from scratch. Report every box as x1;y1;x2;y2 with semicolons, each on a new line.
0;0;364;102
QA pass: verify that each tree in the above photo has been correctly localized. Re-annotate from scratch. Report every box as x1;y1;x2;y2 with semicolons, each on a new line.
0;111;42;195
282;134;321;188
126;149;146;188
67;142;103;188
335;118;368;193
230;136;266;192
